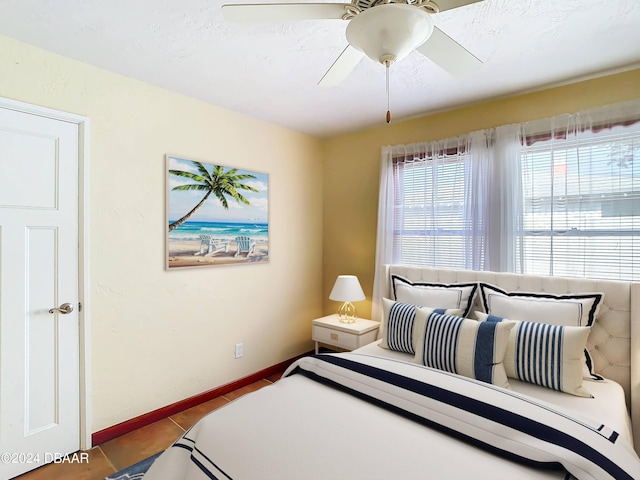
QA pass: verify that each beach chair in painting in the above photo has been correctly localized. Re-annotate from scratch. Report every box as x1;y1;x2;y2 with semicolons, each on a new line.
234;236;256;257
195;234;229;256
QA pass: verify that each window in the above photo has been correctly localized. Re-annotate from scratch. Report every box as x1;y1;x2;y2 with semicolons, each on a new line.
518;126;640;280
389;136;488;271
377;101;640;283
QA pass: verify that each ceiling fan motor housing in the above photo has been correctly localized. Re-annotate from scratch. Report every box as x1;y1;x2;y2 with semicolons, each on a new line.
346;3;434;64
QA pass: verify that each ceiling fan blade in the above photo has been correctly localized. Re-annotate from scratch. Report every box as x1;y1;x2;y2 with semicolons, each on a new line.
318;45;364;86
432;0;484;12
416;26;482;77
221;3;351;22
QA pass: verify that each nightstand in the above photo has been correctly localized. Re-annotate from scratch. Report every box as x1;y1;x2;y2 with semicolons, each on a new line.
312;314;380;354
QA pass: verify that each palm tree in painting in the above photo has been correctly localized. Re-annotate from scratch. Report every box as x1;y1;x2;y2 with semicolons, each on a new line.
168;162;258;231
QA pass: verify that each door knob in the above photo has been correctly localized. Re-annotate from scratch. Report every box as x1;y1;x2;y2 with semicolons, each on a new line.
48;303;74;314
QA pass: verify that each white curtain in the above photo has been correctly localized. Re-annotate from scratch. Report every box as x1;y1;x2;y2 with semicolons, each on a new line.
372;99;640;316
371;145;396;321
371;133;493;321
463;131;492;270
485;124;523;272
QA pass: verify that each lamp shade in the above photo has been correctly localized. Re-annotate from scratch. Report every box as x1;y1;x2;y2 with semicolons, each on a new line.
346;4;434;64
329;275;366;302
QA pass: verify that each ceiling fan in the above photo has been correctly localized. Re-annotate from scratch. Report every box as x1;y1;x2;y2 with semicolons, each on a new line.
221;0;483;122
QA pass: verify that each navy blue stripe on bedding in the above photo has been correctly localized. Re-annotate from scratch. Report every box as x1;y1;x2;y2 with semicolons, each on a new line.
173;436;233;480
173;443;220;480
290;364;563;472
598;425;620;443
474;321;498;383
192;456;221;480
586;352;604;381
299;355;632;480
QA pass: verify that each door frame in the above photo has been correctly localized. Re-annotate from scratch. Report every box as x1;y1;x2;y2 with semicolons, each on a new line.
0;96;92;449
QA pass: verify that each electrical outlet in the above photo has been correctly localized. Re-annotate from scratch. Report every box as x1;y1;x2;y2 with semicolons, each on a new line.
235;343;243;359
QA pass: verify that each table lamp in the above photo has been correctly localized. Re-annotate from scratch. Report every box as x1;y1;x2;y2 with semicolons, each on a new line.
329;275;366;323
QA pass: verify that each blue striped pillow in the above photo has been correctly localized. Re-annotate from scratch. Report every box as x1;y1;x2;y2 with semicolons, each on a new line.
413;308;515;388
479;312;592;397
383;300;416;354
379;298;461;354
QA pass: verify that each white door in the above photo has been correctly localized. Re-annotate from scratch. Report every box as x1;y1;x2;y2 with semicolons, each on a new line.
0;105;80;478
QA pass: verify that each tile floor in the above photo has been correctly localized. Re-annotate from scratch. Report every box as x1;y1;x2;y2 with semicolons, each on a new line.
13;371;284;480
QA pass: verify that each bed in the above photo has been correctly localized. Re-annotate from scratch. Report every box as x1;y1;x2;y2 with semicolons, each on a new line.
144;266;640;480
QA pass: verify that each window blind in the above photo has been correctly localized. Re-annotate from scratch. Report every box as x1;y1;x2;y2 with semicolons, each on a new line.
517;128;640;280
392;150;486;270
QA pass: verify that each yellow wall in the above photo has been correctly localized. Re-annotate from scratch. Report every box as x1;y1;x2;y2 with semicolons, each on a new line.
322;68;640;319
0;35;324;432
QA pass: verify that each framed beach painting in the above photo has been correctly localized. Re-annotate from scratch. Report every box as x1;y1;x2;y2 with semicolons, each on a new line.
166;155;269;269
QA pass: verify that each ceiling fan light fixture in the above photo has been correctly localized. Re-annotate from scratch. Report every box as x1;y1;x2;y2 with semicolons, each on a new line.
346;4;434;65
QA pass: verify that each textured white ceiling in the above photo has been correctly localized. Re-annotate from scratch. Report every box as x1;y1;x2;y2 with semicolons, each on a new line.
0;0;639;138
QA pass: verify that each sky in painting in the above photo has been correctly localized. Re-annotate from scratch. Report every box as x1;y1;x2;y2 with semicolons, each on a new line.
168;156;268;223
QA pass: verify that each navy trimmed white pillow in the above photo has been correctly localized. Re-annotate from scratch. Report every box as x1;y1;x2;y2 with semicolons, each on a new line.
379;298;461;354
477;312;592;397
391;275;477;318
413;307;515;388
479;283;603;380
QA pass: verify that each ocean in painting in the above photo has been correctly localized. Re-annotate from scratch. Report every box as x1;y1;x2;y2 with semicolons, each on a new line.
168;221;269;243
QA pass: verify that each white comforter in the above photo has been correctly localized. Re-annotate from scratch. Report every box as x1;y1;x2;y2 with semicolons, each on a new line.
144;353;640;480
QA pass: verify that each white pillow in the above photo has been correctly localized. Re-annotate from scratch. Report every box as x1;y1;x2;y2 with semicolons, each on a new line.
379;298;462;354
476;312;592;397
391;275;478;317
413;307;515;388
478;283;603;380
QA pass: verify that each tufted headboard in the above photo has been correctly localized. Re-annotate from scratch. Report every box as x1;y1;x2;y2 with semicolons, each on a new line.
383;265;640;452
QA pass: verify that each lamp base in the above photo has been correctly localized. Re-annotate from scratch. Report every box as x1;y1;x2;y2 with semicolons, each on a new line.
337;301;358;324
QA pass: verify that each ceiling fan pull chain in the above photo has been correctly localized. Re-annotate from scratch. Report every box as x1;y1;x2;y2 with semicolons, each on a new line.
385;59;391;124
